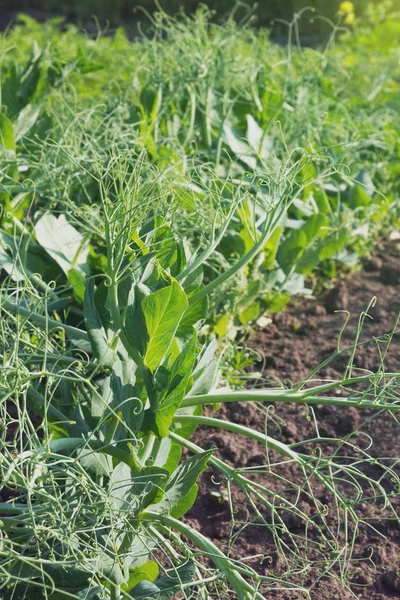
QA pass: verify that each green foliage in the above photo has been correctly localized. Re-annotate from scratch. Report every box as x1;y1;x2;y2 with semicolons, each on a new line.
142;280;188;371
0;6;400;600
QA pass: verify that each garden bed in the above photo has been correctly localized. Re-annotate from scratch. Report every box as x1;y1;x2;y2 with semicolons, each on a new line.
187;239;400;599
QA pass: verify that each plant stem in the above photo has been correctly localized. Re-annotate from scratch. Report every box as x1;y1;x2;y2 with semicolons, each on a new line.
173;414;301;461
103;413;120;445
19;352;91;366
107;280;123;347
49;438;136;468
189;206;285;305
110;584;120;600
176;194;240;283
0;503;36;514
27;387;71;423
171;414;342;491
1;298;88;340
170;429;357;525
181;389;400;411
143;511;267;600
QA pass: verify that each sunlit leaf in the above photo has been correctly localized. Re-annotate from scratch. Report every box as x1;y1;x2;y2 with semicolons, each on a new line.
142;280;188;371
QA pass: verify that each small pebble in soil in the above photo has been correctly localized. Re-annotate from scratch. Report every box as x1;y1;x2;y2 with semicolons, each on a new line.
381;570;400;593
324;281;349;313
264;354;277;368
380;264;400;285
282;421;298;441
351;571;374;586
364;256;383;272
366;303;386;323
308;303;327;316
246;453;266;467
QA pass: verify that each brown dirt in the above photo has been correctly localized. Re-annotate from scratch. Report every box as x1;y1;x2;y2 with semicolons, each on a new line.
186;239;400;599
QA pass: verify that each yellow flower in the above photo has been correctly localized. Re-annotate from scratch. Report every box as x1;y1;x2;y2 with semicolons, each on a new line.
344;12;356;24
339;1;355;16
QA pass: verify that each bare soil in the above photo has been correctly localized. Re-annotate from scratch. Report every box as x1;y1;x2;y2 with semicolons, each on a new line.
186;239;400;599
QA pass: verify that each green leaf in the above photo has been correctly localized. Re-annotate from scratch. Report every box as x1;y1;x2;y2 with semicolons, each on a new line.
131;466;169;510
151;450;212;515
172;405;202;440
188;339;218;397
278;214;328;271
170;483;199;518
301;161;317;200
238;301;260;325
78;447;113;478
278;229;308;271
124;283;150;357
130;580;160;599
50;587;102;600
181;263;204;295
122;530;158;573
150;217;178;269
14;104;40;141
140;87;157;116
0;243;25;282
110;359;142;434
302;213;328;243
109;462;134;511
68;268;86;304
264;292;291;313
8;562;91;593
214;314;230;337
246;114;272;158
130;561;195;599
350;184;371;208
0;229;52;283
122;561;159;593
296;246;321;274
223;121;257;169
319;230;348;260
152;438;182;474
154;330;197;437
94;280;111;331
90;374;111;418
262;226;282;269
2;41;43;118
176;295;208;338
313;186;331;213
94;552;126;586
156;561;195;599
142;280;188;371
84;279;115;368
34;212;89;277
355;168;375;197
0;112;15;153
109;463;168;513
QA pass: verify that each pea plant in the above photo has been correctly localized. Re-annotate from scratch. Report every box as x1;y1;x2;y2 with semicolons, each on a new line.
0;7;400;598
1;152;399;600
